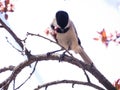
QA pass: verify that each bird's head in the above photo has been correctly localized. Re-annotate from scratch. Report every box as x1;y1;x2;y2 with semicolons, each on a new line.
56;10;69;29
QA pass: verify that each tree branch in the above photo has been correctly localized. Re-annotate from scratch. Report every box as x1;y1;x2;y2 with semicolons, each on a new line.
15;61;38;90
0;13;116;90
0;54;116;90
0;14;32;59
0;65;15;73
34;80;105;90
27;32;73;57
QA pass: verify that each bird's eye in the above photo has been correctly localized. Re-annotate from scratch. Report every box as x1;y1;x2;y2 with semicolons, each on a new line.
51;24;55;30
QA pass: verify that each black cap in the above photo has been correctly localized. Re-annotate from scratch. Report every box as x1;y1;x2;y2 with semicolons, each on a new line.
56;11;69;29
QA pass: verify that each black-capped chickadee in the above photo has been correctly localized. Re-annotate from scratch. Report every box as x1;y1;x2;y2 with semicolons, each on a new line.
50;10;93;65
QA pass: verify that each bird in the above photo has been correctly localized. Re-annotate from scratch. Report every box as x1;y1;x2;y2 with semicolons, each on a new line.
49;10;93;65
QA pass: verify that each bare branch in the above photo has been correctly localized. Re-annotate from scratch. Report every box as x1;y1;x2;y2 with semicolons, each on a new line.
26;33;116;90
34;80;105;90
0;15;32;59
0;65;15;73
0;14;116;90
27;32;73;57
0;54;116;90
27;32;57;44
83;69;91;83
0;15;23;49
5;37;25;55
26;32;92;86
13;79;15;90
15;61;38;90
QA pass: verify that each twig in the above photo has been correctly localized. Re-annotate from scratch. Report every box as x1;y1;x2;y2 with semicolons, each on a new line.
0;16;32;59
83;69;91;83
34;80;105;90
15;61;38;90
0;65;15;73
27;32;73;57
13;79;15;90
5;37;25;55
27;32;56;44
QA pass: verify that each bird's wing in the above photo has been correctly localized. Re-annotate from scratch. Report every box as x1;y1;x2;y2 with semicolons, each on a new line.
70;21;82;47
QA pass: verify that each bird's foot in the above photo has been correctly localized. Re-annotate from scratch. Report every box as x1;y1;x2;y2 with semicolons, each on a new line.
59;51;66;62
47;49;63;56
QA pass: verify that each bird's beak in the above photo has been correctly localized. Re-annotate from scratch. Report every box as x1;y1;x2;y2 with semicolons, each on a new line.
54;26;59;31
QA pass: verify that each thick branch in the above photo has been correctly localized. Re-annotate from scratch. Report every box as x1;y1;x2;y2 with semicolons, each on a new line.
0;14;32;59
0;15;23;49
85;65;115;90
34;80;105;90
0;54;116;90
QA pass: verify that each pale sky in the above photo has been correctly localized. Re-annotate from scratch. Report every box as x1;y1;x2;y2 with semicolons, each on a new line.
0;0;120;90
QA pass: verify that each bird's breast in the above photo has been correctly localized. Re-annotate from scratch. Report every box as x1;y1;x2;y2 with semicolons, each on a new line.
56;28;79;51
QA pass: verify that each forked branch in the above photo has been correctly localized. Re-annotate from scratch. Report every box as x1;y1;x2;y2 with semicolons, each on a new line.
34;80;105;90
0;14;116;90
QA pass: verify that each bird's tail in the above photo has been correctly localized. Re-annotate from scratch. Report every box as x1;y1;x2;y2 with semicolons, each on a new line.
78;47;93;65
